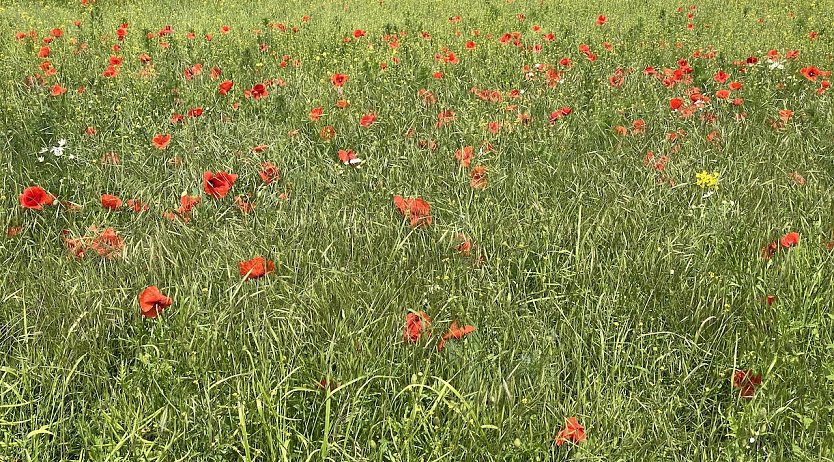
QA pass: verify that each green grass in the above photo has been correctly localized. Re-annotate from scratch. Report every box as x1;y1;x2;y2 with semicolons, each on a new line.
1;0;834;460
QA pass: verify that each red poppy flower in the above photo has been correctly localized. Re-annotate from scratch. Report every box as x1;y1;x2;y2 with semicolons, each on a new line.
338;149;362;165
470;166;488;189
715;89;730;99
248;83;268;100
218;80;234;95
188;107;203;118
669;98;684;110
176;194;201;220
101;194;122;210
713;70;729;83
359;112;377;127
138;286;172;319
596;15;607;26
780;231;799;248
20;186;55;210
732;370;762;399
102;65;119;78
182;63;202;81
50;83;67;96
309;107;323;121
239;256;275;280
203;170;238;199
393;195;432;227
437;321;475;350
330;73;349;88
554;417;587;446
435;109;456;128
353;29;366;38
152;134;171;150
454;146;474;167
258;162;281;184
403;311;431;343
549;107;572;123
800;66;830;82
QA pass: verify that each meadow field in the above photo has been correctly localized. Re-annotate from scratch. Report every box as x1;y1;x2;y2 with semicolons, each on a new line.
2;0;834;460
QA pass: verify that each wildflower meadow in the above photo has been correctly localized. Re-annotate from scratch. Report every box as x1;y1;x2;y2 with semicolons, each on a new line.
2;0;834;460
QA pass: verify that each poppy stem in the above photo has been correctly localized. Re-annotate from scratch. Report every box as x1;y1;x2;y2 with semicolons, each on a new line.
321;393;331;459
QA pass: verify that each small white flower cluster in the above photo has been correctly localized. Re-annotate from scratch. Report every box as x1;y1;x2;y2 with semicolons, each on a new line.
38;139;75;162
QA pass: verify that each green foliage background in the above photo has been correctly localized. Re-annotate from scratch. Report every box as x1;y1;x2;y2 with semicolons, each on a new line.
1;0;833;460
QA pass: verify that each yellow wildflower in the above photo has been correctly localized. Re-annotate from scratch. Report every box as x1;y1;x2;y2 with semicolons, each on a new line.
696;170;720;189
